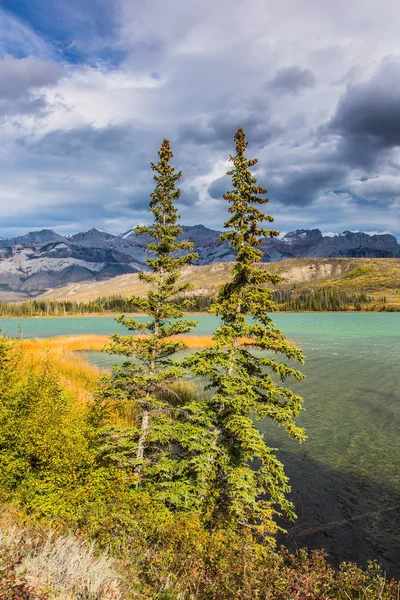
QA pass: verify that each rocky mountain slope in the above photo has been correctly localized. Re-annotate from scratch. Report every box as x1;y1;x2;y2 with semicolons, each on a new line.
0;225;399;298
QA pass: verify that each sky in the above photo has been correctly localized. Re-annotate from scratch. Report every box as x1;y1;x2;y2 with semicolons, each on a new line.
0;0;400;239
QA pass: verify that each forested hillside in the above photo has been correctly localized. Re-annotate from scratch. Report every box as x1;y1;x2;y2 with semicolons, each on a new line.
13;257;396;313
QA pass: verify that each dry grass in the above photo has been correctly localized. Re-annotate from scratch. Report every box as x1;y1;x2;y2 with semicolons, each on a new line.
0;524;122;599
22;334;109;353
22;333;258;354
16;333;297;407
20;336;104;403
16;335;218;405
21;334;220;352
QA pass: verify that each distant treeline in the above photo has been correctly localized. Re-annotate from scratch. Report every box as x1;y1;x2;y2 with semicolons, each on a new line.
1;289;398;316
0;296;135;316
0;294;218;316
275;289;370;311
274;290;399;312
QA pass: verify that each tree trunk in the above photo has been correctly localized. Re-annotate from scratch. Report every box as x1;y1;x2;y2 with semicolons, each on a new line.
228;302;241;375
135;410;149;485
137;410;149;461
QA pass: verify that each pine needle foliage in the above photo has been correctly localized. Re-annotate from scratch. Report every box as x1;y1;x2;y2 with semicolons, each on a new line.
100;140;208;504
185;128;306;539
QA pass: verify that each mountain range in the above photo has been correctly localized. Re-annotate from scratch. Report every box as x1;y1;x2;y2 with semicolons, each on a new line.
0;225;399;297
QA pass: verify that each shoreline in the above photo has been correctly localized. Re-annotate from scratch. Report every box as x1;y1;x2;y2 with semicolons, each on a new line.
1;308;399;319
0;311;210;319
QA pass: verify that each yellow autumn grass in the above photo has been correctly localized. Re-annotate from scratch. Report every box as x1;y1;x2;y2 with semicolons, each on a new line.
19;334;218;405
21;333;264;358
20;336;104;403
19;333;295;406
22;333;222;353
22;334;109;353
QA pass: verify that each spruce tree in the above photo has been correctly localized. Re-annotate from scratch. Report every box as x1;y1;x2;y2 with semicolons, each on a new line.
100;139;206;503
185;128;306;539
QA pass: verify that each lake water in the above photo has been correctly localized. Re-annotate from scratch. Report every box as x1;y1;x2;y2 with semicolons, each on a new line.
1;313;399;575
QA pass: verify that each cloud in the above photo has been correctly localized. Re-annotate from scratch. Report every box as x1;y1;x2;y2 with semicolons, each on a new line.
1;0;400;239
19;123;140;157
336;175;400;204
208;176;230;200
269;66;317;95
327;58;400;167
0;55;61;100
1;0;122;64
208;163;348;207
266;164;348;206
0;54;62;116
178;186;200;207
178;108;283;148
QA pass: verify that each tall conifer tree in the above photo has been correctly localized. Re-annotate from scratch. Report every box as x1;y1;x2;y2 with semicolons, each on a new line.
101;139;203;501
185;128;306;538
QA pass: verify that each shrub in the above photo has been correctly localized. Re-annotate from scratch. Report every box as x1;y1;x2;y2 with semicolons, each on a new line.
0;336;95;520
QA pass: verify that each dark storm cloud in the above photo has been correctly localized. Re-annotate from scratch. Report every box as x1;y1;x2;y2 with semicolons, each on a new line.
125;190;159;212
207;175;230;200
34;179;152;215
208;164;348;207
178;187;200;207
178;109;283;149
266;164;348;206
0;191;150;235
19;123;142;157
269;66;317;95
0;205;105;228
327;58;400;167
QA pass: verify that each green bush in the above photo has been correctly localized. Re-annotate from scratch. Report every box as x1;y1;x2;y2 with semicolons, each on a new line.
0;336;96;519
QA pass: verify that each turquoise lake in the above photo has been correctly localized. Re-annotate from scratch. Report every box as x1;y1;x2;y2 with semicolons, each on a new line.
1;313;399;574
